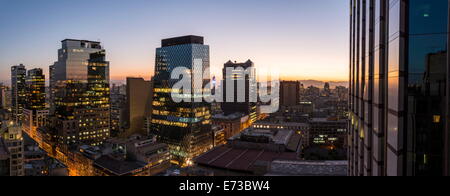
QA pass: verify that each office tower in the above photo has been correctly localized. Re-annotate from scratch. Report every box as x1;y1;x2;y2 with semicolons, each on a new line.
49;64;56;113
151;35;213;166
110;84;127;137
50;39;110;146
23;68;49;140
280;81;301;107
26;69;46;110
124;78;153;137
0;121;24;176
323;82;331;97
0;84;6;110
11;64;27;123
221;60;257;123
349;0;450;176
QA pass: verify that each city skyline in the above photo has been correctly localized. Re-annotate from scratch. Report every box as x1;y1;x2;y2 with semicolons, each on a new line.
0;0;349;84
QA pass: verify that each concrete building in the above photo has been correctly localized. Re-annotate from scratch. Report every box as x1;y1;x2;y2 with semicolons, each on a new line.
309;118;347;149
0;121;24;176
212;125;226;147
212;113;251;140
110;84;127;137
252;121;310;145
280;81;301;107
93;135;171;176
195;128;301;176
0;84;7;110
228;128;302;154
124;78;153;137
266;160;347;176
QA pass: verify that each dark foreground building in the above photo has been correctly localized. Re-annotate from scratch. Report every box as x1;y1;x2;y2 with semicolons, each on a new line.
349;0;450;176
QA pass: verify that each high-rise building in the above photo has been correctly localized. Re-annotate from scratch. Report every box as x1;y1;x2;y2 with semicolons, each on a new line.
50;39;110;146
280;81;301;107
124;77;153;137
0;84;6;110
22;68;49;141
11;64;27;123
110;84;127;137
323;82;331;97
349;0;450;176
26;68;46;110
0;121;24;176
221;60;257;123
49;64;56;113
150;35;213;166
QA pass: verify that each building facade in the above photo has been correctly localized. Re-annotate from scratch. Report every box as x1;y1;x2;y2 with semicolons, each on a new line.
26;68;46;110
212;113;252;140
11;64;27;123
150;35;213;166
280;81;301;107
0;121;25;176
0;84;7;110
50;39;110;146
349;0;450;176
125;78;153;137
221;60;257;123
110;84;127;137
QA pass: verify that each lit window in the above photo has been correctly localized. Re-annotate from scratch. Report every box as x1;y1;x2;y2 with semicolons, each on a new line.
433;115;441;123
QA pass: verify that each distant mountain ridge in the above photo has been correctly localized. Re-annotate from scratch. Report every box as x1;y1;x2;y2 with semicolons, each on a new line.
297;80;348;88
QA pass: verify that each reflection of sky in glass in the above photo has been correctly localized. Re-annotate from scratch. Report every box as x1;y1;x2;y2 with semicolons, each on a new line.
408;0;448;84
0;0;349;83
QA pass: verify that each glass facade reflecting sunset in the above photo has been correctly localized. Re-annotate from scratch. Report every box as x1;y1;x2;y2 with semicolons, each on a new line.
151;36;213;166
349;0;450;176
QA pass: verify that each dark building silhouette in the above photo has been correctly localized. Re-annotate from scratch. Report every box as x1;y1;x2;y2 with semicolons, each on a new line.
124;77;153;137
221;60;257;123
280;81;301;107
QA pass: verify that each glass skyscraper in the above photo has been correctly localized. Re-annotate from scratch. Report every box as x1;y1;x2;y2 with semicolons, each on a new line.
10;64;27;123
50;39;110;146
22;68;48;140
26;68;46;110
349;0;450;176
151;35;213;166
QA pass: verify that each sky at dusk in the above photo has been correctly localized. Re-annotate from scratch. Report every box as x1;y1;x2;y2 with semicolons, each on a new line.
0;0;349;84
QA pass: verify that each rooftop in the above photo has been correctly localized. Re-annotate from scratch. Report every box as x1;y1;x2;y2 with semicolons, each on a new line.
62;39;101;44
161;35;204;47
310;118;347;123
213;113;246;120
266;160;348;176
224;60;254;68
94;156;145;176
230;128;295;145
195;146;298;173
254;121;309;127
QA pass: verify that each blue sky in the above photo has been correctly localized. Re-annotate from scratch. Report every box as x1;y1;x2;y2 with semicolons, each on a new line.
0;0;349;84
